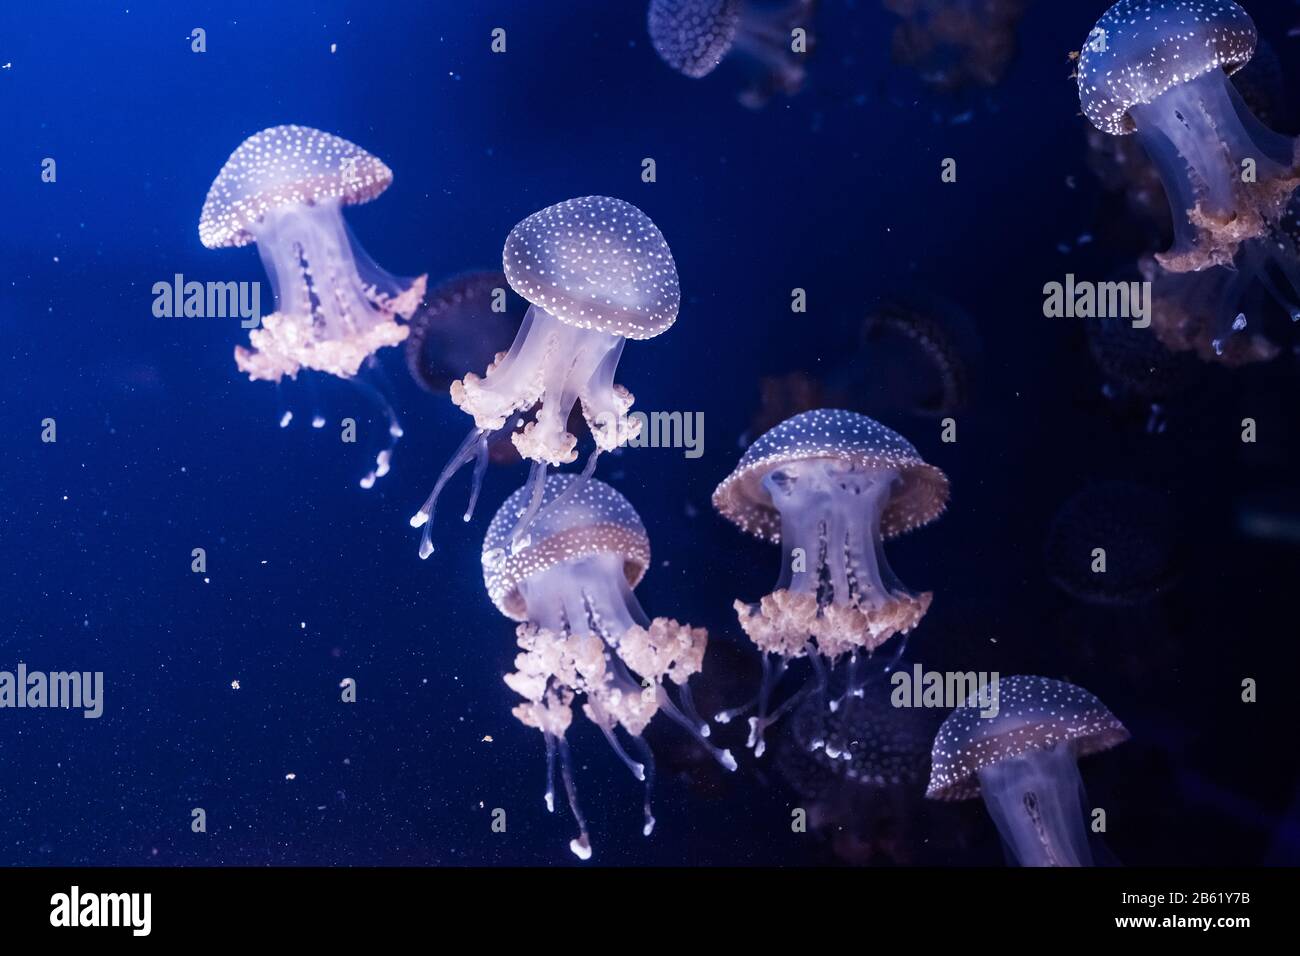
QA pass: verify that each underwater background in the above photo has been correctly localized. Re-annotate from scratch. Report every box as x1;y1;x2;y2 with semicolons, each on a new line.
1;0;1299;866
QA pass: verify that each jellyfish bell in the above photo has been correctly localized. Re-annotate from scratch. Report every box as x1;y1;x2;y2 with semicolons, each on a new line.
200;125;427;488
405;271;523;396
647;0;817;109
927;675;1129;867
486;474;735;859
410;196;680;559
712;409;949;755
1078;1;1300;355
1045;481;1181;606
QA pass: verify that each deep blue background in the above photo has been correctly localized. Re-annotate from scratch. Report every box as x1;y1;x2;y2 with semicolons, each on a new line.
1;0;1298;865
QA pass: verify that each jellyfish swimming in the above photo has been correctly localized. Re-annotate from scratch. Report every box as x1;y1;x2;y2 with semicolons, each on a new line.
883;0;1030;93
405;271;524;396
1077;0;1300;361
647;0;817;108
485;474;736;859
712;409;949;756
410;196;680;559
199;124;427;488
927;675;1129;867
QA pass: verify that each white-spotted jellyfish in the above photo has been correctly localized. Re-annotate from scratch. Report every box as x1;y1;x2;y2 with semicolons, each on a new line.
926;675;1129;867
199;125;427;488
485;474;735;860
410;196;680;559
647;0;817;108
1077;1;1300;358
712;409;949;756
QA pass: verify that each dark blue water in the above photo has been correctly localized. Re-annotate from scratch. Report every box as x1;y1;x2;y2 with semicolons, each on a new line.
1;0;1298;866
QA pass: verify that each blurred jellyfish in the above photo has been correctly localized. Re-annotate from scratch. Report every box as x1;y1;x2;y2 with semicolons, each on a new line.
1142;251;1286;367
742;371;825;447
741;296;976;446
883;0;1029;93
486;475;735;859
199;125;426;488
712;409;949;755
405;271;523;396
1045;481;1181;606
647;0;817;108
1078;1;1300;360
853;297;975;419
410;196;679;559
927;675;1129;867
1085;309;1203;430
777;679;939;863
404;271;533;466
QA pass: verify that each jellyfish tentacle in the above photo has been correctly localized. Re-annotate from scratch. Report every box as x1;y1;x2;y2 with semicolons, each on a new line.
629;735;657;837
461;434;491;523
410;426;491;559
656;685;737;771
556;735;593;861
587;698;646;782
510;461;551;552
542;729;558;814
350;371;403;490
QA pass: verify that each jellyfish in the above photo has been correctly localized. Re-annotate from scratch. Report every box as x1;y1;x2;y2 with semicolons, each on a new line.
410;196;679;559
199;125;426;488
1045;481;1181;606
776;679;939;864
1077;0;1300;360
712;409;949;755
485;474;736;859
1084;307;1203;430
405;271;523;396
926;675;1129;867
883;0;1030;93
1142;250;1286;367
647;0;817;108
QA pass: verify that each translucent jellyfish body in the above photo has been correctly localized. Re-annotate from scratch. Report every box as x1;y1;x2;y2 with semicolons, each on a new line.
411;196;680;559
647;0;817;108
927;675;1129;867
200;125;427;487
713;409;949;755
485;474;735;859
1078;1;1300;359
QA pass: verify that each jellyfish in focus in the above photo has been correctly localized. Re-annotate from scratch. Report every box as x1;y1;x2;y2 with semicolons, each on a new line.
647;0;817;108
1078;0;1300;360
410;196;679;559
883;0;1030;93
927;675;1129;867
199;125;427;488
712;409;949;755
1045;481;1181;606
486;475;735;859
